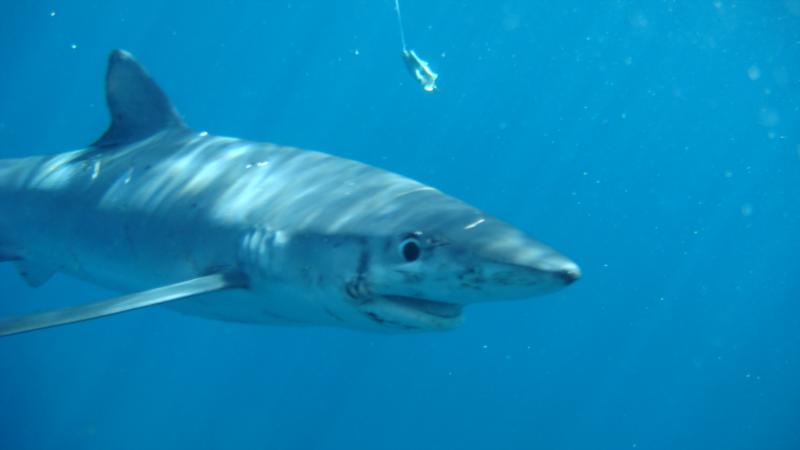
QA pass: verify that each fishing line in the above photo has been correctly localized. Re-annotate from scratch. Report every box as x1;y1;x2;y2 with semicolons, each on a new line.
392;0;439;92
394;0;408;52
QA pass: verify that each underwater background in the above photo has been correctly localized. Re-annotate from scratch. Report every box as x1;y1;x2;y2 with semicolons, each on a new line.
1;1;798;449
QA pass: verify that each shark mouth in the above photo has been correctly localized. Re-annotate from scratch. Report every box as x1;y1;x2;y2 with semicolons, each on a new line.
360;295;464;331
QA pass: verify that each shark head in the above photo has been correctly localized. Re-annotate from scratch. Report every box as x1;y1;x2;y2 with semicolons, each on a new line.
351;200;580;331
248;176;580;332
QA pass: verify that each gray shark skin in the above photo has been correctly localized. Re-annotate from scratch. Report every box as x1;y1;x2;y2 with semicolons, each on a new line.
0;50;579;335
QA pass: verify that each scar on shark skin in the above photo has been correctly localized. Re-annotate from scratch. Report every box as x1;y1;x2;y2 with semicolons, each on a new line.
324;308;344;322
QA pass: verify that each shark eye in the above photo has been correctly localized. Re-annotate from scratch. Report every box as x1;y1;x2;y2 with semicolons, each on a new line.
399;237;421;262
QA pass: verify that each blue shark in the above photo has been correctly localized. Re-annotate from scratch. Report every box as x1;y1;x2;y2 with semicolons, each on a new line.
0;50;579;336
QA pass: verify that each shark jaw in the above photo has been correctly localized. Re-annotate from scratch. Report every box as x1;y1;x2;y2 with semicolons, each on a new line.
359;295;465;331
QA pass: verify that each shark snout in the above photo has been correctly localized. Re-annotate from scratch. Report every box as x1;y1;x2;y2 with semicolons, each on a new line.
467;229;580;300
503;254;580;288
481;253;580;300
554;260;581;285
514;244;581;288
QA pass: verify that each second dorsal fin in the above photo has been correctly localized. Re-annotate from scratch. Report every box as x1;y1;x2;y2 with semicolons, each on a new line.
92;49;187;148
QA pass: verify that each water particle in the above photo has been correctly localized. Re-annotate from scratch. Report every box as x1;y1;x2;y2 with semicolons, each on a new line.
70;43;78;50
502;13;521;31
630;12;648;28
740;203;754;217
758;107;779;127
747;65;761;81
49;11;56;17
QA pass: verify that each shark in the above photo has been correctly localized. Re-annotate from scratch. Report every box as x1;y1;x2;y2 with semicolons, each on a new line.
0;50;580;337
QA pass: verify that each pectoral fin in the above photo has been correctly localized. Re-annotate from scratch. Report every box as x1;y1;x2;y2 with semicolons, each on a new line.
0;273;246;337
0;245;21;263
14;261;57;287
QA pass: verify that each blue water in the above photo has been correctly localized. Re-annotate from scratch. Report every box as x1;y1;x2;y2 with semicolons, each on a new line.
1;1;799;449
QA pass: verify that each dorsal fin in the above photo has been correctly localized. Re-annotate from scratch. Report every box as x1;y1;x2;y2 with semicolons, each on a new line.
92;49;187;148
